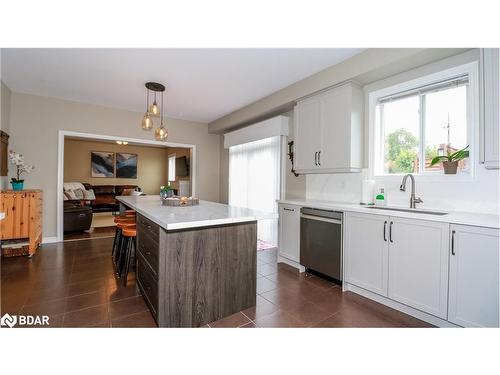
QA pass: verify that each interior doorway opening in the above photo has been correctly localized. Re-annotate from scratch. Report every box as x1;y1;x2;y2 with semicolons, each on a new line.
57;131;196;242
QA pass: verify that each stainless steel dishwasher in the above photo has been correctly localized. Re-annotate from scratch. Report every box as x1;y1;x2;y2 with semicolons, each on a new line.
300;207;342;282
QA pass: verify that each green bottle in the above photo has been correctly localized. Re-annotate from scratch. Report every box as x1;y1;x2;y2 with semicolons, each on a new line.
375;188;386;206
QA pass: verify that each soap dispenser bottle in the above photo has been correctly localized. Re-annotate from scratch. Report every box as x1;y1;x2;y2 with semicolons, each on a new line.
375;188;386;206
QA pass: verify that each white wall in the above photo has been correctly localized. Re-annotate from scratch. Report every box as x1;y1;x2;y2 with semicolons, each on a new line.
305;50;500;215
8;92;221;238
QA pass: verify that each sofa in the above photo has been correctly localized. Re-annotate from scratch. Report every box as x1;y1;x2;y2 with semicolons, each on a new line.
82;183;140;213
64;201;93;233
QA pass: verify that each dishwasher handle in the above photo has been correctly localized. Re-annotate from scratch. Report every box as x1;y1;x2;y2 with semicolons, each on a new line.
300;213;342;225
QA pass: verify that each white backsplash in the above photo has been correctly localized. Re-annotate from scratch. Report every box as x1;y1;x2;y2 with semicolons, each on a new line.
306;166;500;215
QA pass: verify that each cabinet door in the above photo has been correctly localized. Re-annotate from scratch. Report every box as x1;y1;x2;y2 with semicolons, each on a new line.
344;212;389;296
294;98;321;171
388;218;449;319
319;84;351;170
448;225;499;327
483;48;499;169
278;204;300;262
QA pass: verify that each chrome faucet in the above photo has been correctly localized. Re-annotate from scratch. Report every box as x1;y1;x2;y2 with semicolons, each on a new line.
399;174;423;209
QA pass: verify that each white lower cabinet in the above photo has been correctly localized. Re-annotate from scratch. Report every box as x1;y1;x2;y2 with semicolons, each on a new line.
448;225;499;327
387;218;449;319
278;204;300;263
344;212;389;296
345;212;450;320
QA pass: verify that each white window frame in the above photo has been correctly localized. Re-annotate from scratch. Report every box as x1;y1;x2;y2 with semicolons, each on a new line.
367;61;479;182
168;153;176;182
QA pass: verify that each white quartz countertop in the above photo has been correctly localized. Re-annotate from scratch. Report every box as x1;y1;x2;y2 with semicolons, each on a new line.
117;195;276;230
278;199;500;229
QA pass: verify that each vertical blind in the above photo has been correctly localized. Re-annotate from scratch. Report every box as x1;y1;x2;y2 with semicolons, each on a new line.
229;136;281;246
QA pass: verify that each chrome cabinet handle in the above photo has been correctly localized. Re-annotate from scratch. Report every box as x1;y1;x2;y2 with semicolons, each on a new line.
314;152;318;166
451;230;456;255
318;151;321;166
383;221;387;242
389;221;393;243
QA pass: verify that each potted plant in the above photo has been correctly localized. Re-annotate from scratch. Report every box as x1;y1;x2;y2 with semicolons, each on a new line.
160;185;174;198
8;150;35;191
430;145;469;174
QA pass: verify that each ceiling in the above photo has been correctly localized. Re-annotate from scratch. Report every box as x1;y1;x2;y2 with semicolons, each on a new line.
1;48;364;123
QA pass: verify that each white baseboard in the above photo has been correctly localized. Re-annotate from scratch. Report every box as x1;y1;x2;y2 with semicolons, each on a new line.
42;237;59;244
277;255;304;271
344;282;460;328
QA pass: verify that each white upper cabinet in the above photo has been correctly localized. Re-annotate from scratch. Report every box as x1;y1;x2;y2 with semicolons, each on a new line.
387;218;449;319
448;225;499;327
483;48;499;169
293;82;363;174
294;97;321;171
344;212;389;296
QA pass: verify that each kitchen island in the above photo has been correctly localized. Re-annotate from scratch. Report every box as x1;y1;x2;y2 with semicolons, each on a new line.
116;195;266;327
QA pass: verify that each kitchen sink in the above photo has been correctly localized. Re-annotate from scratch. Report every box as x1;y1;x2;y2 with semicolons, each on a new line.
366;206;448;216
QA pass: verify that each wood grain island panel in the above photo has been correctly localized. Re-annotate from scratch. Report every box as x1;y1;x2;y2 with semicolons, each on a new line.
135;212;257;327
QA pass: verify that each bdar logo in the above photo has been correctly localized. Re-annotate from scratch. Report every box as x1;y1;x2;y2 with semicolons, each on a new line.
1;313;18;328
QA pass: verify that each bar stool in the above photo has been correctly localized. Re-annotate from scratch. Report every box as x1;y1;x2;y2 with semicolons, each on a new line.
120;225;137;286
111;218;135;264
112;216;135;261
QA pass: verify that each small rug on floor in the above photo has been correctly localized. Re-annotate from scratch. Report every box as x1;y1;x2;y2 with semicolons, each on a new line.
257;239;275;252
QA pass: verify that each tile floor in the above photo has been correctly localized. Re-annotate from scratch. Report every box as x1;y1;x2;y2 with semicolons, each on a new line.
1;237;433;328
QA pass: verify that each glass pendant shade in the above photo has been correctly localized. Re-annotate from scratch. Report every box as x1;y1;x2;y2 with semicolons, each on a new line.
154;124;168;141
149;101;160;116
141;112;153;130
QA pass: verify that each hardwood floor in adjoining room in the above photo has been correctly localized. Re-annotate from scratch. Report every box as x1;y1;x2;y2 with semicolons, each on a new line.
1;237;433;328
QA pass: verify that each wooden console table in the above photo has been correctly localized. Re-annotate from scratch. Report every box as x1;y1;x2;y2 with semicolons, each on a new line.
0;190;43;256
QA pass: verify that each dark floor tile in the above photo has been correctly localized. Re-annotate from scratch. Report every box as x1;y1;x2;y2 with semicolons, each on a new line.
111;310;157;328
65;290;109;313
256;277;278;294
285;301;333;326
257;263;278;277
305;286;355;314
209;312;251;328
254;309;306;328
67;278;108;297
62;304;109;327
21;298;67;316
312;306;405;328
260;287;310;311
109;295;148;320
240;322;256;328
242;295;279;321
107;282;141;301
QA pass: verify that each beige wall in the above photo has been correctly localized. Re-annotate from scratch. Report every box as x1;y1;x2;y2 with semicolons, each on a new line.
64;139;169;195
1;81;11;190
8;92;220;238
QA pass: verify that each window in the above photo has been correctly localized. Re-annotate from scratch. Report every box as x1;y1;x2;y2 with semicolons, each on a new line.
228;136;281;246
372;63;476;176
168;154;176;182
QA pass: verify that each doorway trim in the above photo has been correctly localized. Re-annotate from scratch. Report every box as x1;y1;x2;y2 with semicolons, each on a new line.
57;130;196;242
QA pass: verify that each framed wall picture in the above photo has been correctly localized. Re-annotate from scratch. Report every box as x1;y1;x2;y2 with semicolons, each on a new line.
116;152;138;178
91;151;115;177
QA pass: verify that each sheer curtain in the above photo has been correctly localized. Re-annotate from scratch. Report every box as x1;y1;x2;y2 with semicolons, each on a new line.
229;136;281;246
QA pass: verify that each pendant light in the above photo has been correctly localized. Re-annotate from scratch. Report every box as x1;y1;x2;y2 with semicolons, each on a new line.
141;87;153;130
149;91;160;116
154;90;168;141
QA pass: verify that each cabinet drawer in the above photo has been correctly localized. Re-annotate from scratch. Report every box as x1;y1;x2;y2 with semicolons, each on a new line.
137;253;159;316
137;233;159;277
137;214;159;242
